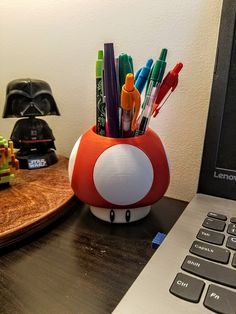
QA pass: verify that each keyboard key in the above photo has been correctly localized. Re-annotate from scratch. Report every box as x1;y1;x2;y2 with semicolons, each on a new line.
204;284;236;314
202;217;225;231
207;212;227;221
230;217;236;223
197;228;225;245
190;240;230;264
226;236;236;250
169;272;205;303
232;254;236;268
181;255;236;289
227;223;236;236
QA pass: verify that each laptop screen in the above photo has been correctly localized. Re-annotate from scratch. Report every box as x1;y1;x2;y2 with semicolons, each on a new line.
198;0;236;200
216;20;236;171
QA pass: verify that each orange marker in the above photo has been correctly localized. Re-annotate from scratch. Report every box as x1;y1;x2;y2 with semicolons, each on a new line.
120;73;141;137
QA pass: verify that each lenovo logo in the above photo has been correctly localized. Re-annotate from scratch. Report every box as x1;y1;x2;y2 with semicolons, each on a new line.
214;171;236;182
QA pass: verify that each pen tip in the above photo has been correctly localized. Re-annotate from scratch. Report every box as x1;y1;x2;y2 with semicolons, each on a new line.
98;50;103;59
125;73;134;91
104;43;115;55
173;62;183;73
104;43;114;48
159;48;168;61
119;53;129;62
146;59;153;68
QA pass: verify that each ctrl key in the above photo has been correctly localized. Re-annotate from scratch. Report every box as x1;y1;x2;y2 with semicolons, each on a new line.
169;273;205;303
204;284;236;314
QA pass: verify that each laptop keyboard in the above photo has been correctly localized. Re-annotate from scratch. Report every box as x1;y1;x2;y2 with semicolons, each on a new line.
170;212;236;314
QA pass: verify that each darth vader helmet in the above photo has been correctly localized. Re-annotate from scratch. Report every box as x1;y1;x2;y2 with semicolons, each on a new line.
2;78;60;118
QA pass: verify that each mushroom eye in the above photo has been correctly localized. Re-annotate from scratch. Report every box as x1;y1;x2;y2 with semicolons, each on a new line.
110;209;115;222
109;209;131;223
125;210;131;222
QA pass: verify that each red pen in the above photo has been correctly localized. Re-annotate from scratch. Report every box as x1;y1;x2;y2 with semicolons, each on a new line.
152;62;183;117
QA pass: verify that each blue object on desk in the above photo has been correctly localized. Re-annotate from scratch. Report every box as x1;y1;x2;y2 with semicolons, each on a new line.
151;232;166;249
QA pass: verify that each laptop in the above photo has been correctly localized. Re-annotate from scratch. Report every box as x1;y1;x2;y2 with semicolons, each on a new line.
113;0;236;313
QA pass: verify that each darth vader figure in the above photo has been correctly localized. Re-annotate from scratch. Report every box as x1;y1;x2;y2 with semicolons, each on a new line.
2;79;60;169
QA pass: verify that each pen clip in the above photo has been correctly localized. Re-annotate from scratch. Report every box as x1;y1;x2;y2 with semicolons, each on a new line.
152;90;172;117
131;89;141;131
171;76;179;91
152;62;183;117
121;74;141;132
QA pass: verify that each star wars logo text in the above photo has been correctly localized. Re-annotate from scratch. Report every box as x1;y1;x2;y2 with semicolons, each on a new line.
28;158;47;169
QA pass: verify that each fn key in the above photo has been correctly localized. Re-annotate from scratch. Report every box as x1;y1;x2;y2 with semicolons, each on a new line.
170;273;205;303
204;284;236;314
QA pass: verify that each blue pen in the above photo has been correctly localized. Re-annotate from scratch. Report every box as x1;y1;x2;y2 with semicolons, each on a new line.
135;59;153;94
134;68;142;82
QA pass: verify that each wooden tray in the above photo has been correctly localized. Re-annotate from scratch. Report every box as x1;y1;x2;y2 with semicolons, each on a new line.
0;156;76;249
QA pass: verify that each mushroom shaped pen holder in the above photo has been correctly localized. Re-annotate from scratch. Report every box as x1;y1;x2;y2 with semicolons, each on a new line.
69;126;170;223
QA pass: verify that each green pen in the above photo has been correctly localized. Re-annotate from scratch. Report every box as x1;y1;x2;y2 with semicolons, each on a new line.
136;48;168;135
119;53;133;92
96;50;106;136
128;55;134;74
145;48;168;95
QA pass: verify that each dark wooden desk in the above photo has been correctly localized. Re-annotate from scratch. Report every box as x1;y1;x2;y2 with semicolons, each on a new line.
0;197;187;314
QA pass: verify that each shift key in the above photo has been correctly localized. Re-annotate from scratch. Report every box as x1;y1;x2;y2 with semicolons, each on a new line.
182;255;236;289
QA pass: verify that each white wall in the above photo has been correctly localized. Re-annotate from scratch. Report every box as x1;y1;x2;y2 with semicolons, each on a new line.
0;0;222;201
